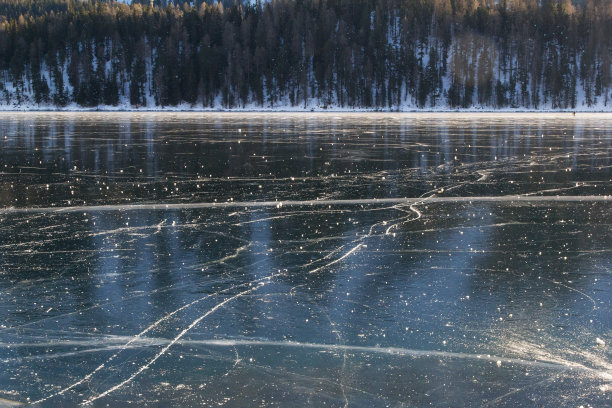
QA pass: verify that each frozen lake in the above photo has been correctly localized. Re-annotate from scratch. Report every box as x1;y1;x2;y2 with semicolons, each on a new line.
0;113;611;407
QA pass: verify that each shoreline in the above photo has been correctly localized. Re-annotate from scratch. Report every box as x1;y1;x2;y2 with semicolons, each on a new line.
0;108;611;114
0;102;611;114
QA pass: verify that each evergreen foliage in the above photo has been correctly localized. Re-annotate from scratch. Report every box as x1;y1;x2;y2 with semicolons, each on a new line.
0;0;610;109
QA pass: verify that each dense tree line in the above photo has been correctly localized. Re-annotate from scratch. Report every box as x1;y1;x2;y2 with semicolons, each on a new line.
0;0;610;109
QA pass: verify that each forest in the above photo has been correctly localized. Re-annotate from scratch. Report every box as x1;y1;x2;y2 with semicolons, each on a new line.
0;0;610;109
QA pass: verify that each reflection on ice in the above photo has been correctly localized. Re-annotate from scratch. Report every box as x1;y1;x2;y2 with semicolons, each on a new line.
1;113;612;208
0;114;611;407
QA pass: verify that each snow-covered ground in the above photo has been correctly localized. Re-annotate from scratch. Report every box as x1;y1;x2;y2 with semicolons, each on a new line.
1;101;610;112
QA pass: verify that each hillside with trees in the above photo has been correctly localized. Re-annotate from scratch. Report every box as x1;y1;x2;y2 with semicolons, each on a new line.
0;0;610;110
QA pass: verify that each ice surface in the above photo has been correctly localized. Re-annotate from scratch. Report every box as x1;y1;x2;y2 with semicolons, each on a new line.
0;113;610;407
